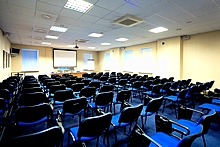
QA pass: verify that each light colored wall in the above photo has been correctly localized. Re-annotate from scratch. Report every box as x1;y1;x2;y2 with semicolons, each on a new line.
0;29;11;81
98;31;220;89
11;44;98;77
183;30;220;89
156;37;182;79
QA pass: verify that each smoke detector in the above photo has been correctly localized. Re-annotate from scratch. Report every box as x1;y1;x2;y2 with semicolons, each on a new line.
112;14;145;27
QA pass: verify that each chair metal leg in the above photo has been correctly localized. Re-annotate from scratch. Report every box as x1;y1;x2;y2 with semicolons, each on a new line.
114;128;117;144
162;99;167;113
202;134;207;147
141;116;144;129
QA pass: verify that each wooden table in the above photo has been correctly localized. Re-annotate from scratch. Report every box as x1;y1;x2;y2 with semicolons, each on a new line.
51;72;87;78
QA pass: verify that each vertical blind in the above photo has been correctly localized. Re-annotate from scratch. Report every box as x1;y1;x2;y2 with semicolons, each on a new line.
105;52;110;70
22;49;39;71
123;50;133;71
83;53;93;70
139;47;153;73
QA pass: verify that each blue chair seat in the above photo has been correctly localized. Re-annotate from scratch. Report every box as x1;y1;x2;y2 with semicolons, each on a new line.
172;119;199;134
18;116;47;126
70;126;97;141
198;103;220;112
141;106;154;116
111;113;131;127
165;95;178;101
149;132;179;147
89;102;109;109
59;109;84;116
212;99;220;104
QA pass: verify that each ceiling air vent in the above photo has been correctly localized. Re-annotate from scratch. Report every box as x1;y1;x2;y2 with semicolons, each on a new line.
112;14;145;27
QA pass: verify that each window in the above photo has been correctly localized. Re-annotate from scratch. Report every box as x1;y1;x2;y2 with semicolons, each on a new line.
139;47;153;73
123;50;133;71
22;49;39;71
83;53;93;70
104;52;110;70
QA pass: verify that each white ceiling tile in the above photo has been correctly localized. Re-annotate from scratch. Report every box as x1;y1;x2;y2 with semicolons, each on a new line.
0;0;6;3
213;0;220;7
114;3;143;15
39;0;67;7
124;0;162;9
159;6;186;18
56;16;77;26
103;12;123;21
189;4;219;17
95;19;111;26
7;0;37;9
11;13;34;23
73;20;93;28
78;14;100;23
59;8;83;19
8;4;35;17
95;0;126;11
178;0;214;12
36;1;63;15
145;0;173;14
0;3;9;12
86;5;111;18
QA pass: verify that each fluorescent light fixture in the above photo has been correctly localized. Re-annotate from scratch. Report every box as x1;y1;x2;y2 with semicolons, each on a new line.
88;33;103;38
101;42;111;45
88;47;95;49
64;0;93;13
45;35;59;39
42;42;51;45
149;27;168;33
68;45;75;47
50;26;67;32
116;38;129;41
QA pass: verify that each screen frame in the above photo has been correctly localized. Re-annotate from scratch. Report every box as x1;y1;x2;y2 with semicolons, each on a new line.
53;48;77;68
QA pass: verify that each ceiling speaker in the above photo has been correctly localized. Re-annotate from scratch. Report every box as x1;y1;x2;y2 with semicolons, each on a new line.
181;35;190;40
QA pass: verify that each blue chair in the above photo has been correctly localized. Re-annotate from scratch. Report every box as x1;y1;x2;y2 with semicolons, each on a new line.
68;112;112;147
5;126;64;147
173;105;216;147
88;91;114;116
128;122;203;147
14;103;53;129
111;104;143;143
162;88;188;118
58;97;88;126
140;96;163;129
113;90;131;114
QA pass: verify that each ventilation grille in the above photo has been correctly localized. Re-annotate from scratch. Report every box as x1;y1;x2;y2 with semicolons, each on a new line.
112;14;145;27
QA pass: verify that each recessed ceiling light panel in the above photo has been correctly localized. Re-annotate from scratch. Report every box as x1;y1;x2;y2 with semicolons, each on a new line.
101;42;111;45
88;33;103;38
64;0;93;13
42;42;51;45
116;38;129;41
50;26;67;32
88;47;95;49
149;27;168;33
45;35;59;39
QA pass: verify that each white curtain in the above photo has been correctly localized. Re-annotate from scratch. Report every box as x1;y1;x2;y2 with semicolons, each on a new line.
22;49;39;71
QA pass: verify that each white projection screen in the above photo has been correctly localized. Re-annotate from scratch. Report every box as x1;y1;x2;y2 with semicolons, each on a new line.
53;49;77;67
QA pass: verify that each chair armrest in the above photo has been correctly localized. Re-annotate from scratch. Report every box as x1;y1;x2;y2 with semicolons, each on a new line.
56;110;65;134
178;105;203;122
169;119;190;136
